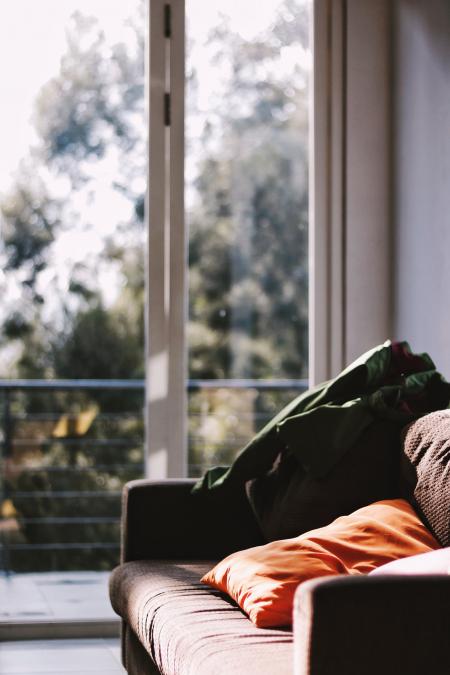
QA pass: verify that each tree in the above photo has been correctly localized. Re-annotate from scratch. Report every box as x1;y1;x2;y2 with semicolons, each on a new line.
0;5;146;379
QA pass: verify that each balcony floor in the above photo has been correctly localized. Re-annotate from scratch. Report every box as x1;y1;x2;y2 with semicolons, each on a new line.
0;638;125;674
0;572;119;641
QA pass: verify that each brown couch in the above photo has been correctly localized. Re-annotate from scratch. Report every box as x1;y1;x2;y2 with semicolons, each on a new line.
110;478;450;675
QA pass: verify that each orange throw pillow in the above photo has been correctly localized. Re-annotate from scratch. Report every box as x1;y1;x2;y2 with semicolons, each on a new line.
201;499;440;628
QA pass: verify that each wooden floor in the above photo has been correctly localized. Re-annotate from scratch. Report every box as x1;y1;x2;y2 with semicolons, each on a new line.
0;638;126;674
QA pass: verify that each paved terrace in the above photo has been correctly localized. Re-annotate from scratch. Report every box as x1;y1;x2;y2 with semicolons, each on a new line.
0;571;119;641
0;639;125;675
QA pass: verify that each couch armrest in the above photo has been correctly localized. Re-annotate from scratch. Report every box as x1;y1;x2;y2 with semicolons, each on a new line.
122;479;263;562
294;574;450;675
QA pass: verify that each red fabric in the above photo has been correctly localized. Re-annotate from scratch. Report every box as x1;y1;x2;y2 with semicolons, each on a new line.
390;341;430;378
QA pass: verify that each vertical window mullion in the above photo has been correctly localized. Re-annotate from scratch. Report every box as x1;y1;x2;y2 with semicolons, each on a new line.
310;0;346;385
168;0;187;477
146;0;186;478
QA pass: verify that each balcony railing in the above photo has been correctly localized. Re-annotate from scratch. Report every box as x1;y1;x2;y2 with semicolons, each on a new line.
0;378;307;576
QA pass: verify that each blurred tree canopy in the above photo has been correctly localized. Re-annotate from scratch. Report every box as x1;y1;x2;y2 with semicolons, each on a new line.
0;4;146;380
0;0;309;382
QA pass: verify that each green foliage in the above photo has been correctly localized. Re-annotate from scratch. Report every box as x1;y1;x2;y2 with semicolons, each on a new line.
34;11;145;176
4;386;144;572
1;169;60;296
53;304;143;380
2;313;33;340
188;5;309;379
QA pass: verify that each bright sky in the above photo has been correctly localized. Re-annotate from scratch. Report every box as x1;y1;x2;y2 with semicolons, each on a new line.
0;0;140;188
188;0;284;39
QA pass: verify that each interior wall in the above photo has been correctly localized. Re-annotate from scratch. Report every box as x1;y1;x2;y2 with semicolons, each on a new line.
393;0;450;377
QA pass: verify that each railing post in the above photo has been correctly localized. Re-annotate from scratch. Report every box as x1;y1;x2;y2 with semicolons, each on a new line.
0;388;12;576
0;388;3;575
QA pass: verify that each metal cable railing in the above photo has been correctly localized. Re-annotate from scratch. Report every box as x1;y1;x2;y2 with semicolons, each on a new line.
0;378;307;575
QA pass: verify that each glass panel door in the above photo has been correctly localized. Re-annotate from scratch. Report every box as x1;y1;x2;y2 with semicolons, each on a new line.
186;0;311;476
0;0;145;629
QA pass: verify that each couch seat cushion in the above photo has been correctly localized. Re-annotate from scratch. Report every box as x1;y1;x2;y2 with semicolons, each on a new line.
110;560;293;675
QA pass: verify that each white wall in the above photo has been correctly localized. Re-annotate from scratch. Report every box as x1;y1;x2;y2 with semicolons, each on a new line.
393;0;450;377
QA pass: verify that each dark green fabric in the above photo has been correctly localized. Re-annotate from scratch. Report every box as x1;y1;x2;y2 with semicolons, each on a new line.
193;341;450;494
246;419;401;541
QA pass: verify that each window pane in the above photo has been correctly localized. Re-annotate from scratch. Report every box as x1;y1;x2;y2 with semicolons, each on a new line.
186;0;311;476
0;0;145;621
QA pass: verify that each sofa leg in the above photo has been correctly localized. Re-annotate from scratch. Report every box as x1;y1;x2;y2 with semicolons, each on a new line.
123;623;160;675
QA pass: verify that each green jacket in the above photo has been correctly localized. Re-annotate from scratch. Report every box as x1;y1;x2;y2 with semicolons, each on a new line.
194;341;450;493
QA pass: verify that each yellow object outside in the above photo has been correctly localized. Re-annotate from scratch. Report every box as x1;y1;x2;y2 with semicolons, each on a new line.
52;404;99;437
0;498;18;518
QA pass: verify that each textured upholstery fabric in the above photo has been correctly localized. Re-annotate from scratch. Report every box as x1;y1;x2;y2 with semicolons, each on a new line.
110;560;293;675
402;410;450;546
123;624;160;675
122;480;263;563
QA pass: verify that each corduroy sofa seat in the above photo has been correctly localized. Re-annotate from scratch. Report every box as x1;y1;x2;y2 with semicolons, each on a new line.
110;560;293;675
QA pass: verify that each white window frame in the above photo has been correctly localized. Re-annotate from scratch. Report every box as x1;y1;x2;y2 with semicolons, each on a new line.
146;0;186;479
310;0;392;385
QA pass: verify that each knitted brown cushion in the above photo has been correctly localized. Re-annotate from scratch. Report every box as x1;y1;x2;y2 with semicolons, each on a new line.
401;410;450;546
